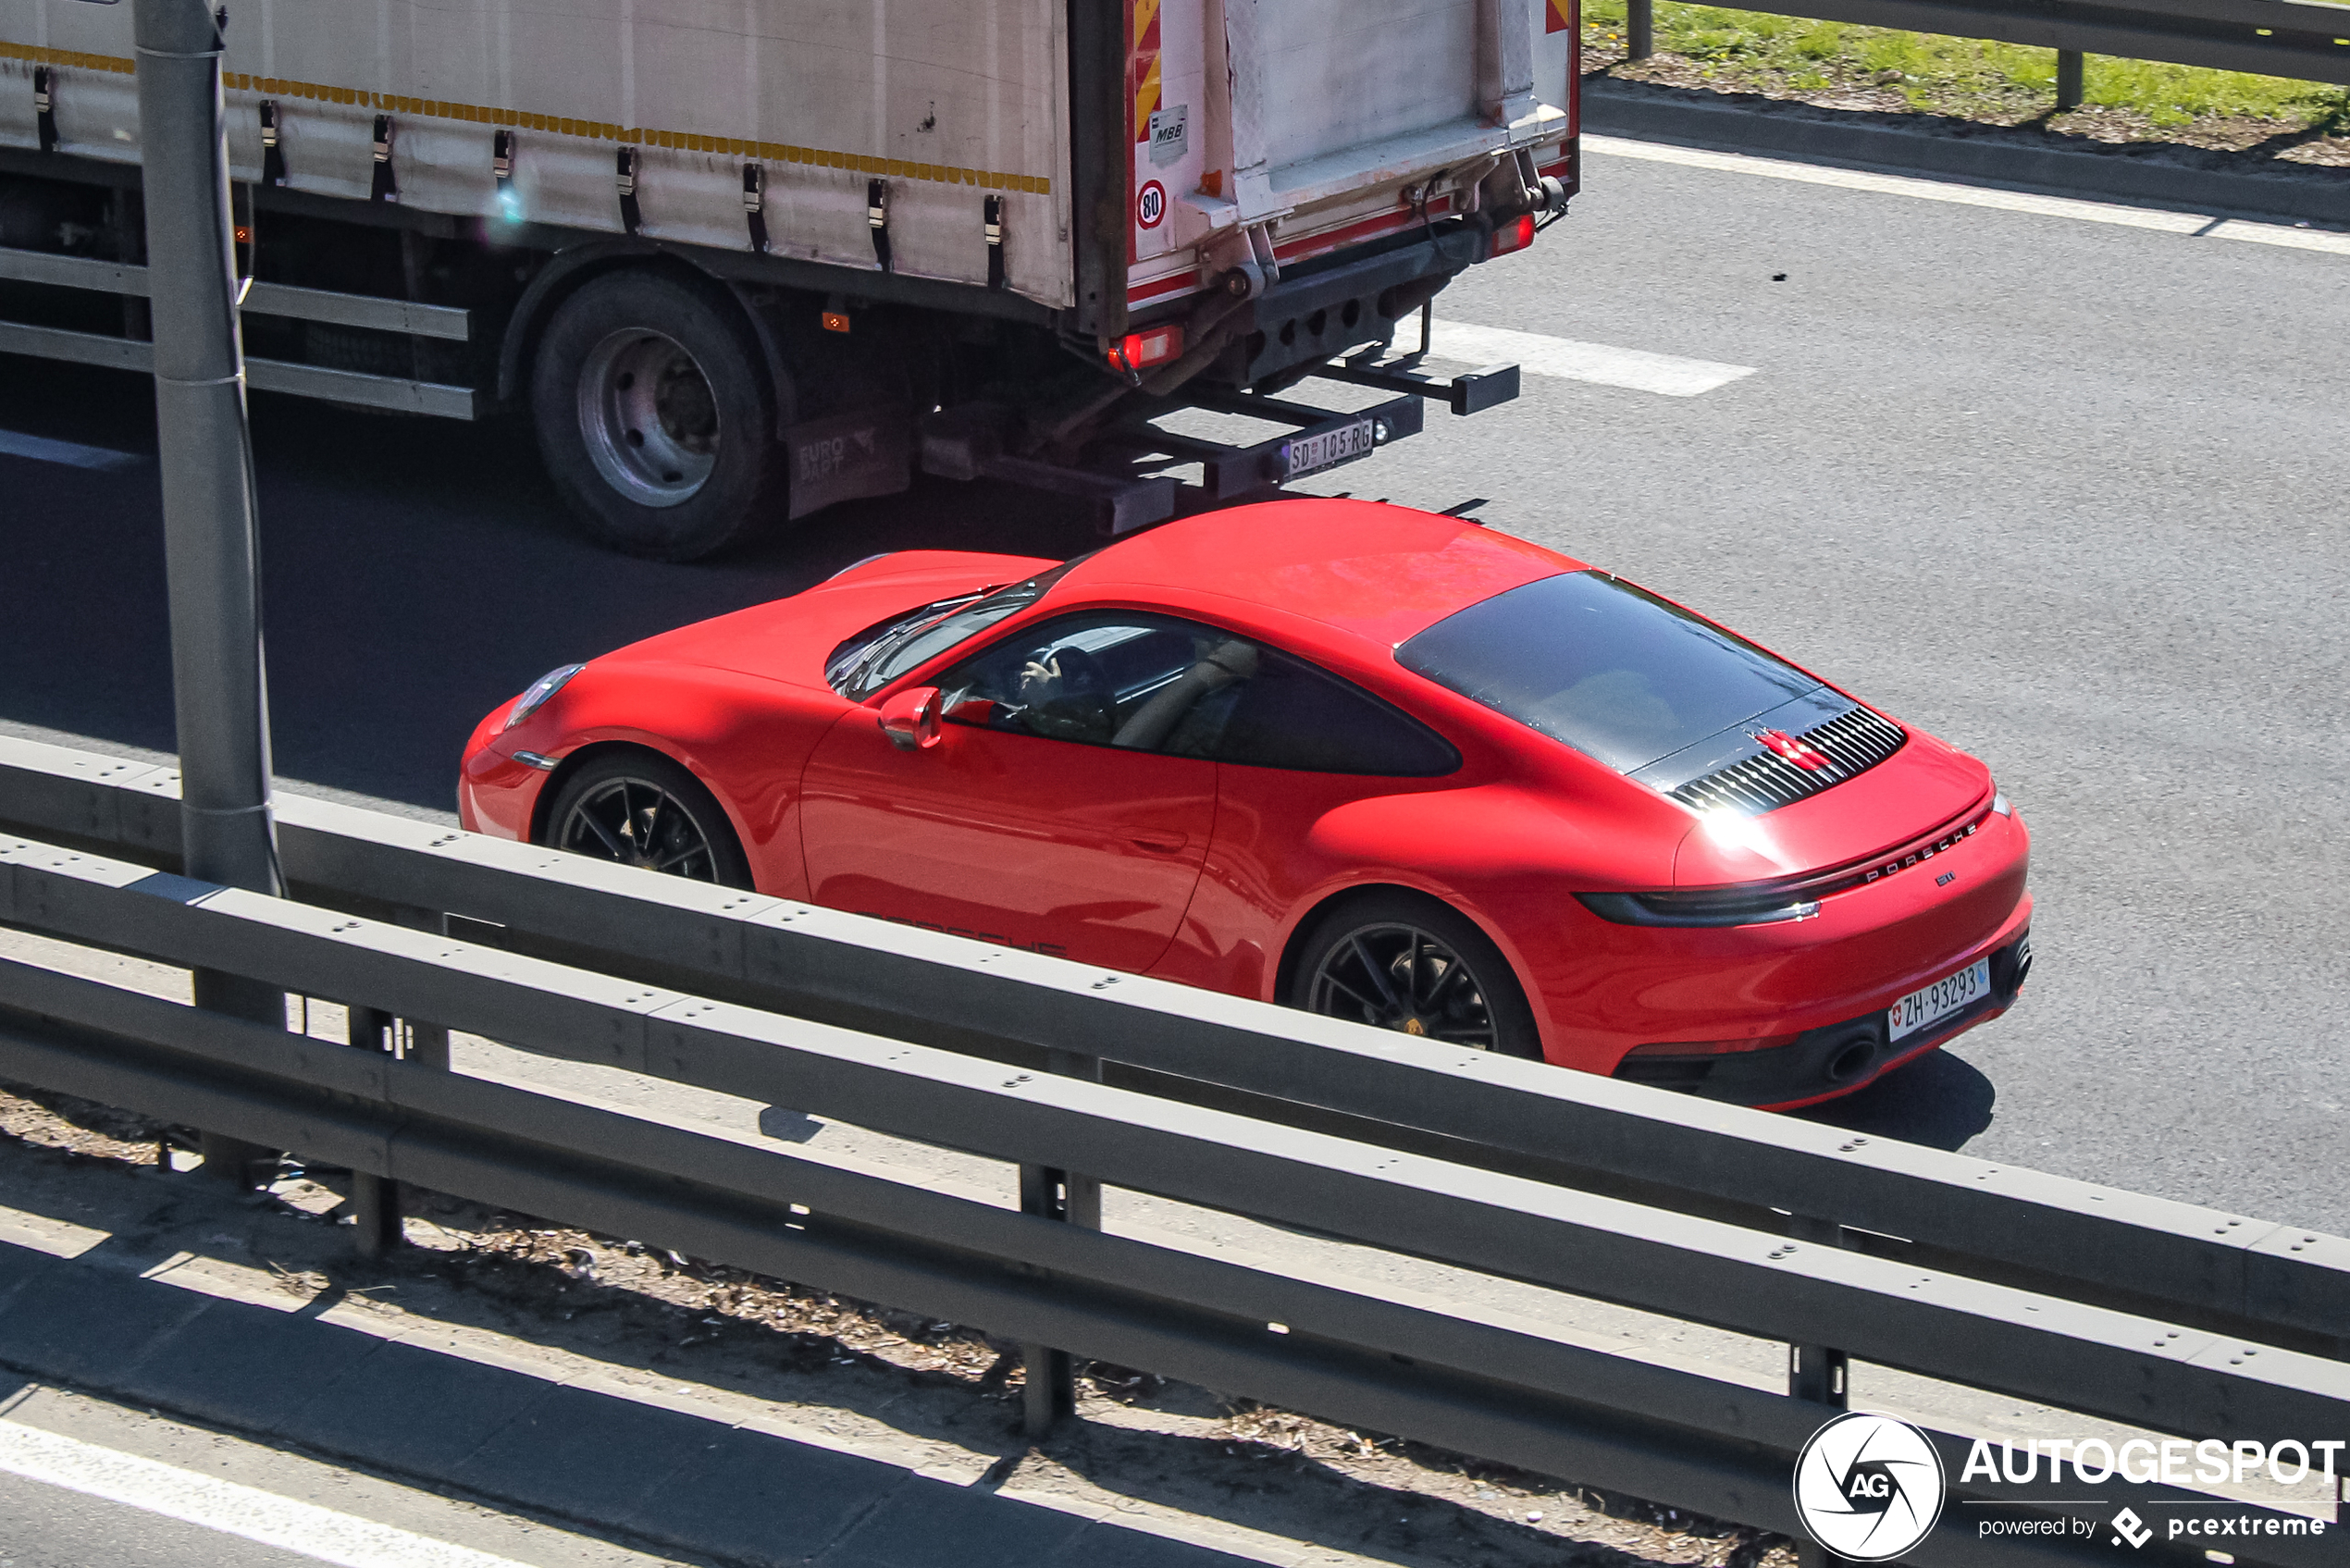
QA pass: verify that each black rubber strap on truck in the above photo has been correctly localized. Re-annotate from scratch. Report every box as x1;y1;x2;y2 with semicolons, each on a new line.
617;147;641;236
868;179;892;272
984;194;1005;290
743;164;769;253
492;128;514;190
32;68;56;154
259;101;286;187
370;115;397;202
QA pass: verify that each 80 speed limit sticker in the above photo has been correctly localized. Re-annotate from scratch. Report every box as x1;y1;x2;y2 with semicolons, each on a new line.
1136;179;1166;229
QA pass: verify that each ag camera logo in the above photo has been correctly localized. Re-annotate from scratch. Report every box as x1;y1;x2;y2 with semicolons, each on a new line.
1794;1414;1947;1561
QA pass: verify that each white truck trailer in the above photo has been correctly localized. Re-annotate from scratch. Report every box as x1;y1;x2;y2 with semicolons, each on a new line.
0;1;1577;559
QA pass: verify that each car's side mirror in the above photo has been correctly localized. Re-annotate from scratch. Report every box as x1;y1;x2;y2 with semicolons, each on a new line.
877;685;943;751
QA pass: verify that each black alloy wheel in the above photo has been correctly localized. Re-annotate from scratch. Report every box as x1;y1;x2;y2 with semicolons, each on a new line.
539;751;753;889
1289;893;1541;1059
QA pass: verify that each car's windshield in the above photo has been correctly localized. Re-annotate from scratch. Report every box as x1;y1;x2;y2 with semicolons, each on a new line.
1395;571;1821;773
827;561;1079;698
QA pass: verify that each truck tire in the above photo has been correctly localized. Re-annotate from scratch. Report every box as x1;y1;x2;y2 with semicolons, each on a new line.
530;270;785;562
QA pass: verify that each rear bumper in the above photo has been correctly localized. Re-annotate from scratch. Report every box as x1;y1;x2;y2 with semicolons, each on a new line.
1205;225;1488;388
1614;927;2035;1109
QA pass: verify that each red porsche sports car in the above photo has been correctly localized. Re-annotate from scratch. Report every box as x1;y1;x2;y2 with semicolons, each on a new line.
461;500;2032;1110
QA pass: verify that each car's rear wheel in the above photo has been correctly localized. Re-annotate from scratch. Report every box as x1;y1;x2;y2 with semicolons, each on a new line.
539;750;752;889
1287;891;1541;1059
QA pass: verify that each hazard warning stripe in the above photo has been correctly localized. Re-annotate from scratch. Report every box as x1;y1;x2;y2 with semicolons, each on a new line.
1547;0;1573;31
1132;0;1162;144
0;44;1053;194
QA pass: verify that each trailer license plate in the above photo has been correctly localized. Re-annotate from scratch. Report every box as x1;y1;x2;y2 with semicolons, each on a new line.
1283;418;1376;479
1886;957;1990;1043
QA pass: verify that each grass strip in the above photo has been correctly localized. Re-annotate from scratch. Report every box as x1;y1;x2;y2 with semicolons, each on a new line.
1582;0;2350;154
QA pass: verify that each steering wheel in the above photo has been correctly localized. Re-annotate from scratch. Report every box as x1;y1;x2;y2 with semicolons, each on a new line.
1017;644;1114;742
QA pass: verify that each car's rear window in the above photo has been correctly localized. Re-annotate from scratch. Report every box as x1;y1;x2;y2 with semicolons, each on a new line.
1394;572;1821;773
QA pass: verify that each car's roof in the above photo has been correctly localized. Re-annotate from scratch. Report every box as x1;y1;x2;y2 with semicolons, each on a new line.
1062;500;1585;650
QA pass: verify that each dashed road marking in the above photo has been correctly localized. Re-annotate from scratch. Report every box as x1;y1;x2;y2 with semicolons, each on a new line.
1584;133;2350;253
1429;319;1757;396
0;1418;538;1568
0;426;144;470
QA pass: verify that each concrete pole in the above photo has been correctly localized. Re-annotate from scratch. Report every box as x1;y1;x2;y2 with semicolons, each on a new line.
133;0;285;1187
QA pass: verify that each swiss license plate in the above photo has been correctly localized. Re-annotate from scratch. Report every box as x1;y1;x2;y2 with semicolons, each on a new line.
1283;417;1376;479
1887;957;1991;1043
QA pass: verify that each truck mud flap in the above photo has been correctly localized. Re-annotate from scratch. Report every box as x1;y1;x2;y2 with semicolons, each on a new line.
786;408;913;520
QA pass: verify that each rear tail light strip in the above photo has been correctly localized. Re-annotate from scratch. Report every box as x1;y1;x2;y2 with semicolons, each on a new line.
1577;797;2000;928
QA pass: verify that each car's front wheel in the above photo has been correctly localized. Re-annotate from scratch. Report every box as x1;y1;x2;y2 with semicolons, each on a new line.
1286;891;1541;1059
538;749;753;889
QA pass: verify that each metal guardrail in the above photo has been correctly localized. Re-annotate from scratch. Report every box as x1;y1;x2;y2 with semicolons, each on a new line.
1614;0;2350;93
0;738;2344;1568
4;735;2344;1354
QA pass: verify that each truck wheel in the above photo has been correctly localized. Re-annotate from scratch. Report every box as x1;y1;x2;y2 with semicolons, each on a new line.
530;271;785;562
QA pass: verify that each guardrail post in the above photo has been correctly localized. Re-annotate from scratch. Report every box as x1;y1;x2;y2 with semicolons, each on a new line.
392;908;452;1072
2055;49;2084;110
1787;1215;1850;1568
192;975;280;1189
1019;1047;1102;1439
345;1004;402;1257
1626;0;1655;61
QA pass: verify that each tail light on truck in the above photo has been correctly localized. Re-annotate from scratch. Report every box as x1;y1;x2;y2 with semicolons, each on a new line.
1109;325;1185;375
1490;214;1536;257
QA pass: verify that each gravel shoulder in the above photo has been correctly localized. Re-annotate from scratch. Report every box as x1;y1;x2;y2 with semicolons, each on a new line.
0;1079;1787;1568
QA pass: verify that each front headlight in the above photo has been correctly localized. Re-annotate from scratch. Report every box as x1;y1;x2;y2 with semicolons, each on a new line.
503;663;585;731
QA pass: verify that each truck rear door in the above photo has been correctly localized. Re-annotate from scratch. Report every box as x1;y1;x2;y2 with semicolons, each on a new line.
1124;0;1575;315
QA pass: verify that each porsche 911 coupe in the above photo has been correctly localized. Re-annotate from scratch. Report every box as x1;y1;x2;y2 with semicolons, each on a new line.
460;500;2032;1109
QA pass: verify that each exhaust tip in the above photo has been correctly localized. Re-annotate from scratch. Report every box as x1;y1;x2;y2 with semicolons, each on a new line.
1824;1038;1878;1083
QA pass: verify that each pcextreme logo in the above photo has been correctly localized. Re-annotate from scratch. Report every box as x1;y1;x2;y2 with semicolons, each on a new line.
1793;1414;1948;1562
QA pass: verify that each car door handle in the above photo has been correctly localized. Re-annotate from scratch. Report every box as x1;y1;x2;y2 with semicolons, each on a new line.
1127;831;1189;854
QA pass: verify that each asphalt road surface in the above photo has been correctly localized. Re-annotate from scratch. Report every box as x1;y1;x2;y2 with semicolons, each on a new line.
1;137;2342;1247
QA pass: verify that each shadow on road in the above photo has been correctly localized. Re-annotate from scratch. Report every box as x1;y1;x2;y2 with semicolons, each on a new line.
0;356;1103;816
1793;1047;1996;1152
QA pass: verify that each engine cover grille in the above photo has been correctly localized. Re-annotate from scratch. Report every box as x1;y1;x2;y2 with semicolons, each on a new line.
1667;705;1907;816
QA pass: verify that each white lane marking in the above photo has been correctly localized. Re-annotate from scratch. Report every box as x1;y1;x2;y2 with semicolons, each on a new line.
0;426;144;470
2207;216;2350;254
1585;133;2350;254
1584;134;2214;233
0;1419;536;1568
1428;319;1756;396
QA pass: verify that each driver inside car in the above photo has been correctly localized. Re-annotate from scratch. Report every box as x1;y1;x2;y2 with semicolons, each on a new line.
941;620;1262;752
